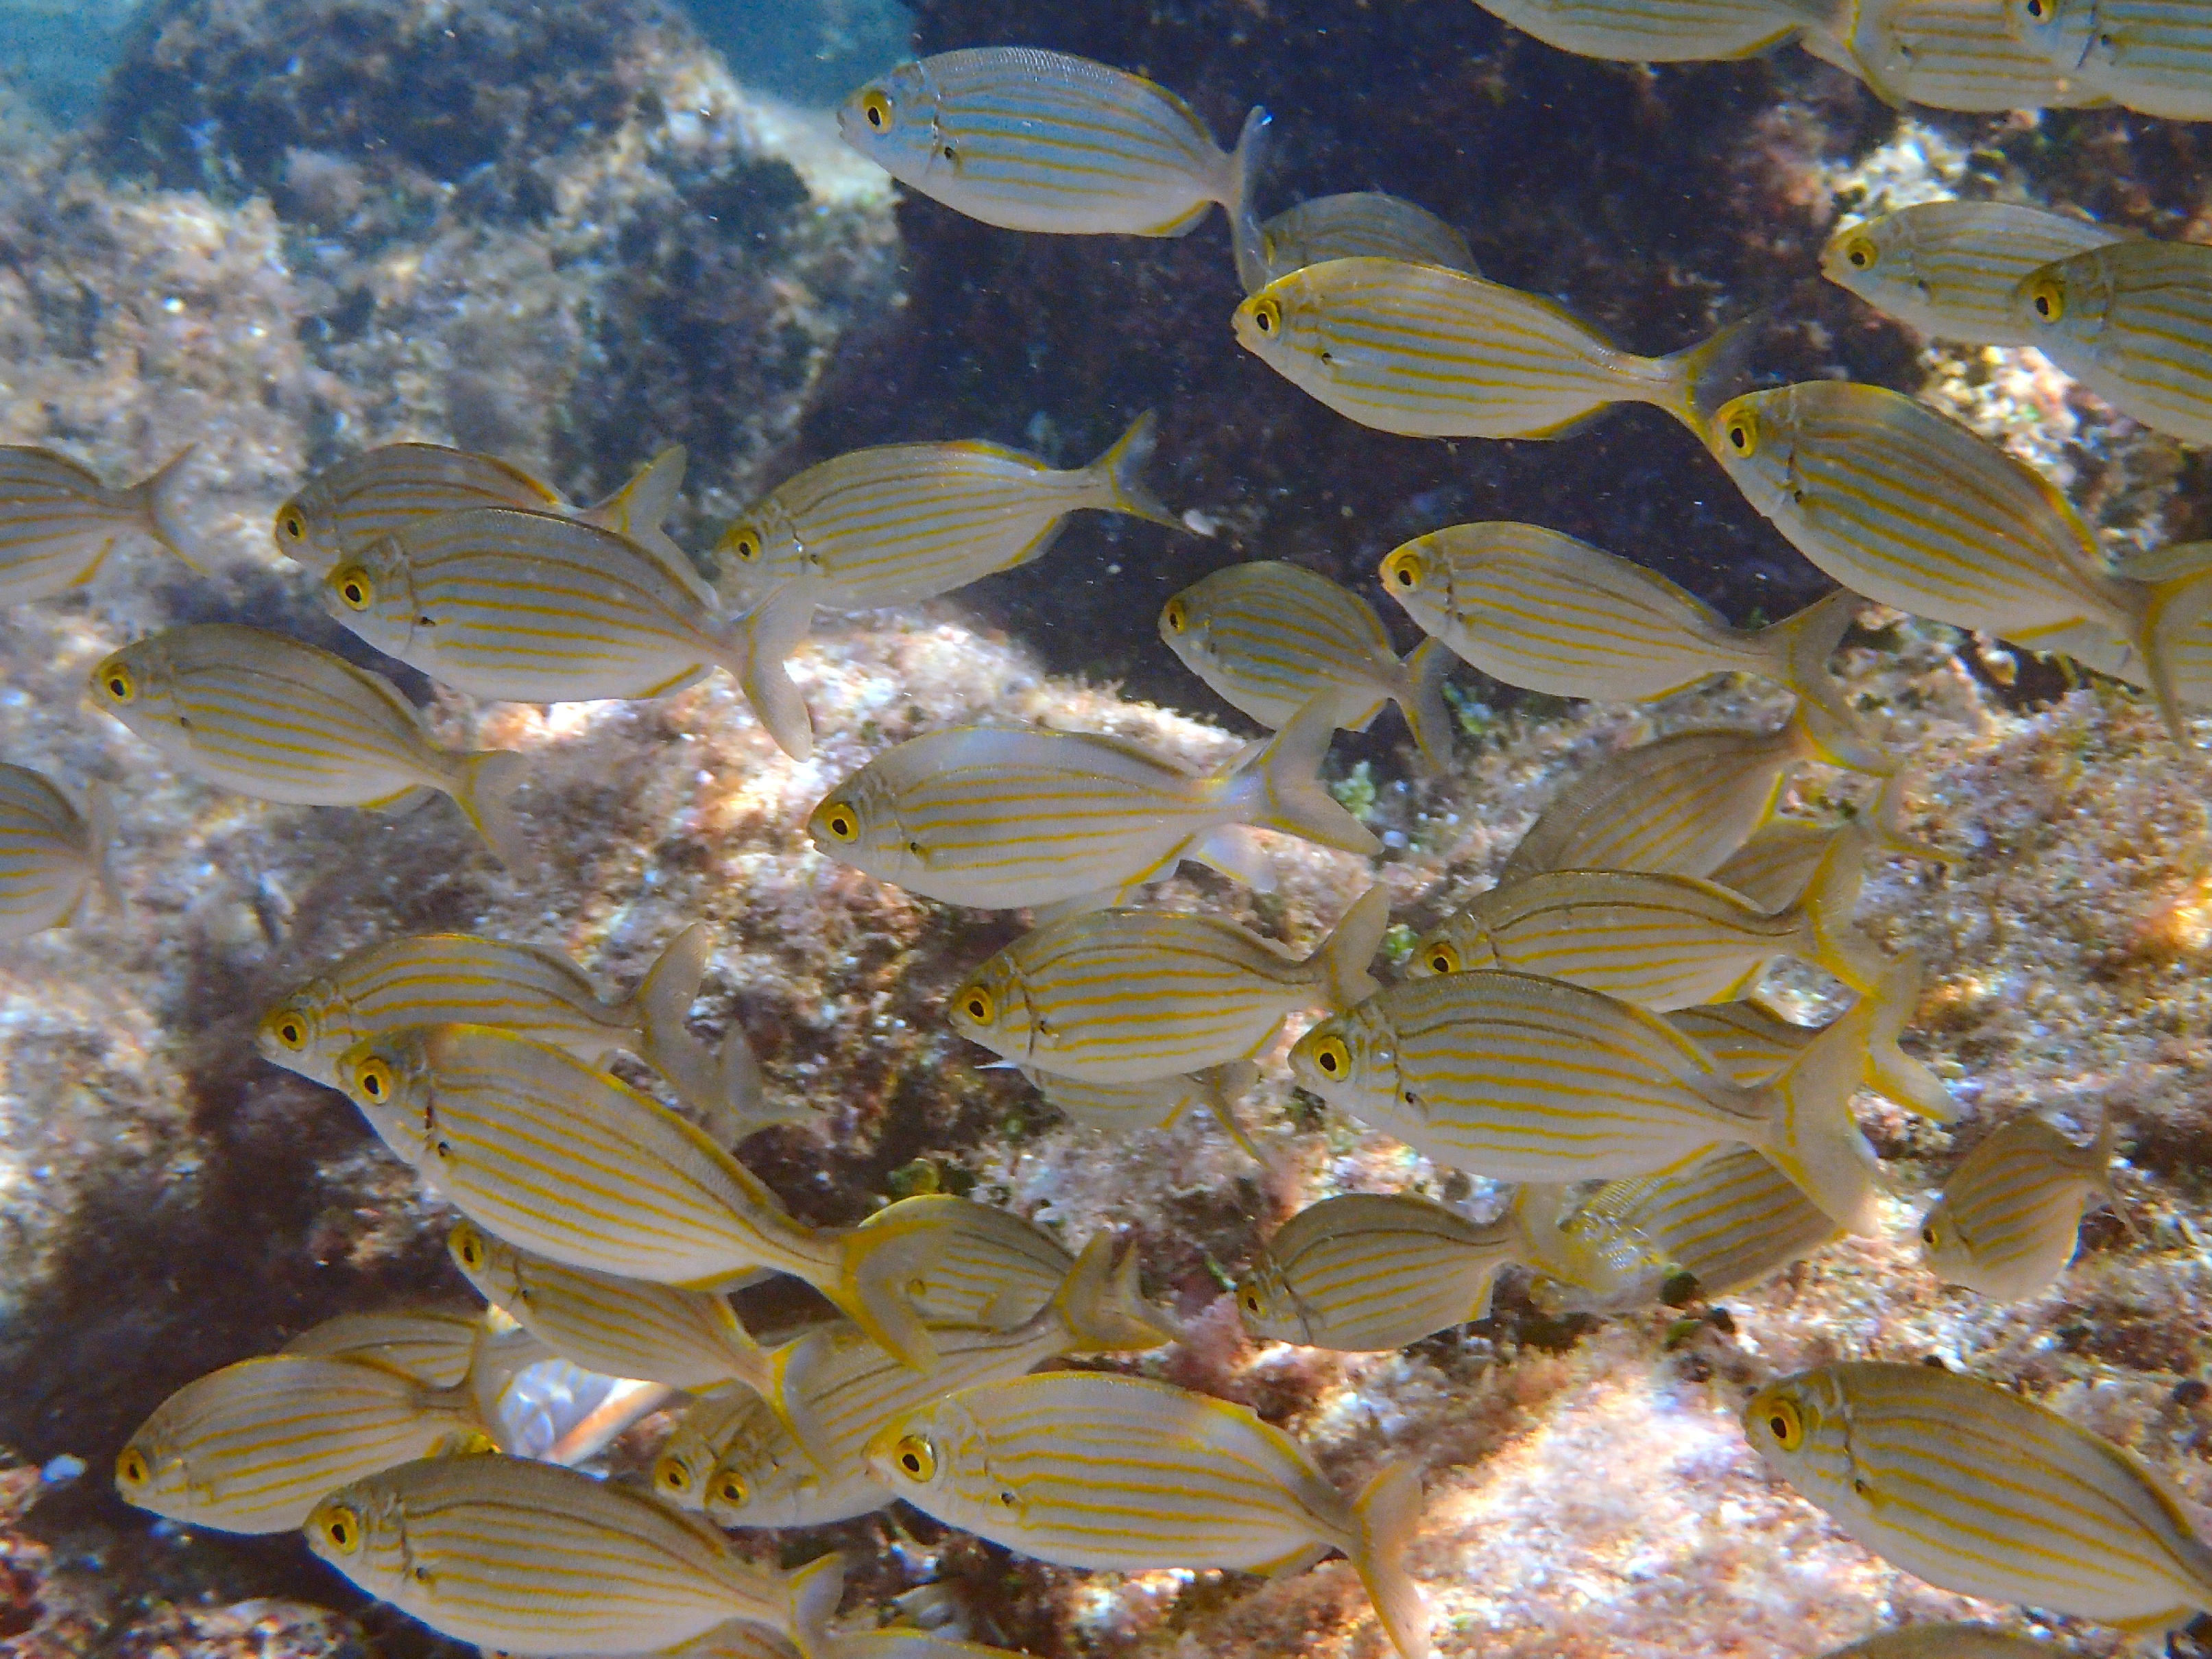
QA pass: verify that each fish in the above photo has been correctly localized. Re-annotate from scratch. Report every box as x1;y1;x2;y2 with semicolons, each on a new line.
721;414;1180;759
653;1386;775;1511
0;444;201;600
1236;192;1478;294
1377;522;1873;745
1806;0;2113;108
447;1220;774;1396
279;1306;489;1391
1467;0;1810;62
275;443;702;595
2012;239;2212;446
1663;998;1823;1086
332;1024;925;1363
948;886;1388;1082
807;695;1378;916
706;1233;1177;1530
843;1193;1081;1368
1021;1061;1265;1160
1818;1625;2081;1658
1744;1361;2212;1628
1160;561;1456;769
304;1454;815;1654
1570;1145;1842;1300
1289;959;1940;1232
319;507;753;717
1921;1108;2132;1298
1407;826;1886;1008
2008;0;2212;118
115;1353;490;1534
838;49;1266;238
0;763;111;939
1705;815;1854;912
86;624;529;868
1232;257;1759;441
867;1370;1429;1659
255;924;780;1146
1820;201;2126;344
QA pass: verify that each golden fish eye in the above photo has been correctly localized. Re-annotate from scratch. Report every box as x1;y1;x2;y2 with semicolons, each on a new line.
335;567;374;610
267;1011;306;1050
893;1434;936;1481
2026;276;2066;323
1425;940;1460;975
452;1224;485;1270
116;1446;149;1488
1250;296;1284;337
276;508;306;542
1921;1223;1940;1248
99;664;136;703
2024;0;2049;18
317;1505;363;1555
728;526;762;563
1841;235;1878;272
354;1055;394;1101
1723;409;1759;457
821;803;859;843
1310;1034;1351;1078
959;983;995;1025
714;1472;748;1506
861;88;894;131
1241;1290;1263;1315
1763;1395;1805;1451
1382;548;1426;591
1162;597;1188;634
656;1457;693;1494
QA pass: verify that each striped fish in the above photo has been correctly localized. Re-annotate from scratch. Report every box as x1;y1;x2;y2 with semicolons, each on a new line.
280;1306;487;1391
807;696;1378;916
255;925;780;1145
1921;1109;2130;1298
1820;1625;2080;1658
948;887;1388;1082
276;444;702;597
1289;961;1927;1231
2014;240;2212;446
1664;998;1821;1085
698;1385;888;1531
115;1353;489;1534
304;1454;810;1654
868;1371;1429;1659
1237;192;1478;294
1408;828;1885;1007
838;49;1264;237
1822;201;2126;344
333;1025;926;1363
86;624;528;868
1571;1145;1842;1299
1807;0;2111;108
1022;1062;1264;1158
1706;815;1851;911
722;413;1179;759
845;1193;1079;1368
1744;1361;2212;1627
0;444;200;600
653;1385;773;1510
2010;0;2212;117
0;763;110;938
1161;562;1455;769
1234;257;1758;441
1470;0;1809;59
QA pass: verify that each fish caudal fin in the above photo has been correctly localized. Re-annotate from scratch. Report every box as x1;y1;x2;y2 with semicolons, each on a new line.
1396;636;1456;774
451;750;531;870
631;921;751;1141
1053;1231;1183;1351
1760;588;1873;745
1792;822;1886;995
1655;308;1770;436
1229;693;1382;857
833;1225;941;1370
1858;951;1956;1121
1087;410;1183;531
130;446;208;574
733;586;817;762
1221;105;1271;225
784;1550;847;1658
1349;1461;1431;1659
1755;983;1887;1235
1318;884;1391;1010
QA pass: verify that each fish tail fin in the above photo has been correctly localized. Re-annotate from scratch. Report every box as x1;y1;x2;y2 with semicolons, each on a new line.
1396;636;1456;774
1754;983;1886;1235
730;586;817;762
1221;104;1271;224
1229;693;1382;856
1196;1060;1269;1165
1792;822;1886;994
80;780;119;920
1757;588;1867;735
1349;1461;1431;1659
783;1549;847;1657
1857;950;1956;1121
1653;307;1770;435
1085;410;1183;530
832;1225;939;1370
630;922;754;1141
586;444;688;540
1317;884;1391;1010
130;445;208;573
1053;1231;1183;1350
2139;612;2202;757
451;750;531;870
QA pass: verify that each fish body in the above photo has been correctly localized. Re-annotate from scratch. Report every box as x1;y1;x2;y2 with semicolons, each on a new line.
116;1353;488;1533
305;1454;806;1654
1820;1625;2079;1658
807;696;1377;914
2010;0;2212;117
1744;1361;2212;1627
838;49;1263;237
2014;239;2212;444
1240;193;1478;292
1572;1144;1842;1298
0;764;109;938
86;624;527;867
1471;0;1805;58
1921;1110;2126;1298
867;1370;1430;1659
280;1306;487;1391
0;444;200;599
948;887;1387;1082
1234;257;1751;441
1161;561;1454;767
1821;201;2126;344
1810;0;2111;107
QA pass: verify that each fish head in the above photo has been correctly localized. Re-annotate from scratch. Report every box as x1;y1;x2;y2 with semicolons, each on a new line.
865;1393;989;1509
1916;1196;1973;1281
838;60;939;180
651;1398;748;1510
1232;1245;1312;1344
807;769;915;879
945;953;1032;1062
1405;920;1493;980
254;975;351;1085
322;538;420;658
2010;248;2106;346
446;1218;522;1306
113;1415;190;1520
1706;387;1801;514
272;477;339;573
304;1474;407;1595
701;1406;813;1528
1817;214;1909;310
86;637;178;737
1741;1365;1849;1487
1377;536;1451;632
716;493;806;592
1288;1001;1393;1113
1231;269;1320;375
333;1028;437;1162
1157;582;1216;672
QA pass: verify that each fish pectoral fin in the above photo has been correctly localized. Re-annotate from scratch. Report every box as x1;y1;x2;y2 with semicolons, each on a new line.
361;784;439;815
1251;1540;1334;1579
1143;199;1217;238
1190;824;1279;891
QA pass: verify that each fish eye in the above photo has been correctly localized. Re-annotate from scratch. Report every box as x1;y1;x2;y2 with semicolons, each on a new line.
353;1055;394;1101
1763;1396;1805;1451
265;1009;307;1050
714;1472;748;1507
276;508;307;542
2024;0;2049;17
1310;1034;1351;1078
727;525;762;563
99;663;136;703
116;1446;150;1488
1162;597;1188;634
958;983;995;1025
1425;940;1461;975
1921;1224;1940;1248
656;1457;693;1494
2026;276;2066;323
1382;548;1426;591
1842;235;1878;272
1241;1290;1263;1315
893;1434;936;1481
820;802;859;843
1722;408;1759;457
1250;296;1284;337
451;1224;485;1271
861;88;895;131
335;567;374;610
316;1505;363;1555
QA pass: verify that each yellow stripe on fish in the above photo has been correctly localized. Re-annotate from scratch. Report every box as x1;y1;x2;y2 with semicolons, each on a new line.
0;763;110;939
867;1370;1430;1659
0;444;200;600
2014;239;2212;446
1469;0;1808;60
1809;0;2111;107
808;695;1378;916
87;623;529;868
1162;562;1455;769
2009;0;2212;117
1744;1361;2212;1628
1237;192;1478;294
1233;257;1757;440
280;1306;488;1391
1921;1108;2130;1298
948;886;1387;1082
1822;200;2126;343
305;1454;811;1655
115;1353;489;1534
1572;1144;1842;1298
838;49;1265;237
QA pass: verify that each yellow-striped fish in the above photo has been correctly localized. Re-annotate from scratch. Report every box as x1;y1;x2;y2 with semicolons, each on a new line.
1471;0;1810;58
256;924;779;1145
0;763;110;938
721;413;1179;759
280;1306;487;1391
1809;0;2111;108
2009;0;2212;117
115;1353;490;1534
1820;1625;2079;1658
844;1193;1081;1368
1290;961;1930;1231
86;624;529;868
1408;828;1884;1007
276;444;700;595
1706;814;1851;912
1236;192;1478;294
1161;562;1455;769
839;50;1265;237
1664;998;1821;1085
1571;1145;1842;1299
334;1025;923;1363
2013;240;2212;445
808;695;1378;916
448;1220;773;1396
305;1454;812;1654
1822;201;2126;343
653;1386;773;1511
1233;257;1757;441
693;1385;887;1529
0;444;201;600
1021;1061;1264;1157
1921;1109;2130;1298
948;886;1387;1082
1744;1361;2212;1627
868;1371;1428;1659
